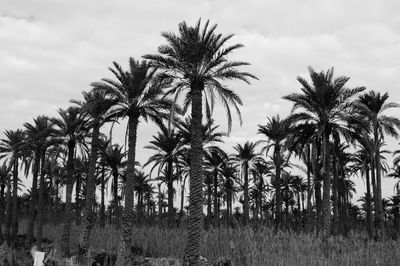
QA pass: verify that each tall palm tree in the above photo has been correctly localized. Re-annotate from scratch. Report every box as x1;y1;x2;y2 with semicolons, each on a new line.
73;89;115;256
232;141;261;226
24;115;56;246
92;58;173;264
258;115;294;230
356;91;400;236
145;125;183;227
144;19;257;263
52;106;88;255
0;129;25;246
283;67;364;236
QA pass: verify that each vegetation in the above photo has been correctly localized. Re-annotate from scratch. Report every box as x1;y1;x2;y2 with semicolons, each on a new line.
2;18;400;265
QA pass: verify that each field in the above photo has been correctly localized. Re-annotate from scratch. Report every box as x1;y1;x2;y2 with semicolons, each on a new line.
32;223;400;266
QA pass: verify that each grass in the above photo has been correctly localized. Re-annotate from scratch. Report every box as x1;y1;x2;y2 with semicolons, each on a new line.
30;222;400;266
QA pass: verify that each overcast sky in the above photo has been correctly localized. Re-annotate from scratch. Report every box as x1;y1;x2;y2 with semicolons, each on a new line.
1;0;400;201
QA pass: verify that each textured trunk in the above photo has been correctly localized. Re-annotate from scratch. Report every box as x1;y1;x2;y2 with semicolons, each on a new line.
116;117;138;265
167;159;174;227
36;151;46;246
206;183;212;228
78;123;100;255
370;159;378;236
27;150;40;243
75;175;81;226
274;144;282;230
99;164;106;228
184;82;204;265
373;124;384;237
365;164;373;238
243;163;250;226
11;160;19;244
113;168;120;229
315;179;322;232
332;153;339;235
61;139;76;255
213;170;219;227
321;128;331;236
0;181;5;242
5;172;11;245
179;182;185;226
306;142;312;231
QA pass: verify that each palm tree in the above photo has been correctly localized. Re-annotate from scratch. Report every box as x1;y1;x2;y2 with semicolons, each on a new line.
283;67;364;236
92;58;173;264
145;125;183;227
356;91;400;236
220;163;239;226
144;18;257;264
73;89;115;256
52;106;88;255
0;129;25;246
204;149;228;227
24;115;56;246
258;115;294;230
232;141;261;226
100;141;126;229
0;163;11;243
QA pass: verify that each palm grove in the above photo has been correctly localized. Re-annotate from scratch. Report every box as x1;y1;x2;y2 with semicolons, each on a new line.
1;19;400;265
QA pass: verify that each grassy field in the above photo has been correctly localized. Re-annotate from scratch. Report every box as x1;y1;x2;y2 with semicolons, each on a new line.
32;222;400;266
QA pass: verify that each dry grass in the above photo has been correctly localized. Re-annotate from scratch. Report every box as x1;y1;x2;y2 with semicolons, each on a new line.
27;222;400;265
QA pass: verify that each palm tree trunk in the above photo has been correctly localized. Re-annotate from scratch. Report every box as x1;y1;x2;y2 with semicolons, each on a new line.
75;175;81;226
179;183;185;227
113;168;120;229
116;117;138;265
78;123;100;255
370;159;378;235
11;160;19;244
27;151;40;243
206;183;212;229
61;139;75;255
274;145;282;230
321;129;331;236
184;82;204;265
365;164;373;238
36;151;46;247
374;125;384;237
99;164;106;228
213;170;219;227
306;142;312;231
332;153;339;235
243;162;250;226
5;172;11;245
167;160;174;227
0;180;5;242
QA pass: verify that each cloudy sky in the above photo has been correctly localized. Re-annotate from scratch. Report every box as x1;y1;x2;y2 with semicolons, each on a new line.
1;0;400;200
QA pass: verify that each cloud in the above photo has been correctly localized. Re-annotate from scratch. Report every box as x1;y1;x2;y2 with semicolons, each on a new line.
1;0;400;199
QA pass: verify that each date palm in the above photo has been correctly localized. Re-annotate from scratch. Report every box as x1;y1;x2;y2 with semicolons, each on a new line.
0;163;11;243
258;115;294;230
73;89;115;256
0;129;25;246
53;106;88;255
232;141;261;226
145;125;183;227
144;19;257;264
283;67;364;236
356;91;400;237
92;58;173;264
100;141;126;229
